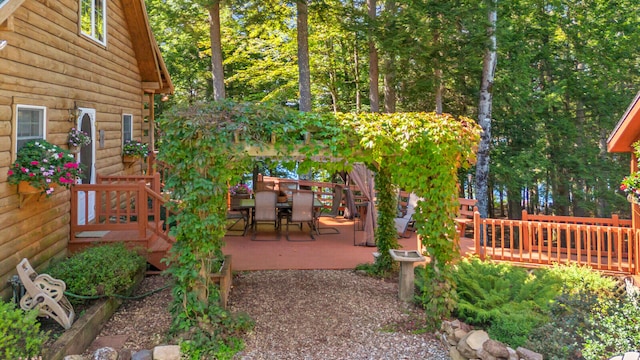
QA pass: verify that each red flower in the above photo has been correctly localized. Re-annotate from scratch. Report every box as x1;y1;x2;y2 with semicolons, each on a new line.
30;161;39;166
620;184;627;191
7;169;13;176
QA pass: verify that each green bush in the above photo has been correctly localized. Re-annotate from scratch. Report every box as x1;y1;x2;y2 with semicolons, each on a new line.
446;257;619;350
0;301;47;358
448;257;560;347
45;243;147;304
526;290;601;360
581;294;640;359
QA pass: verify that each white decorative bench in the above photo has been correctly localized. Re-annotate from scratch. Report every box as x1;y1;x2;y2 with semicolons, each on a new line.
16;258;75;329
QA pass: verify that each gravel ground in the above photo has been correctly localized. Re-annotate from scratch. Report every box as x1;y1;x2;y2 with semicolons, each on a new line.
90;270;451;359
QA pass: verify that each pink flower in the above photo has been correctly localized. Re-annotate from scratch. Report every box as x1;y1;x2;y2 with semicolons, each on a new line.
29;173;35;177
620;184;627;191
64;162;79;169
30;161;39;166
59;177;74;184
7;169;13;176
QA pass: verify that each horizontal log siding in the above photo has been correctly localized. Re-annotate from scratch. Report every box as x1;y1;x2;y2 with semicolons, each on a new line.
0;0;149;299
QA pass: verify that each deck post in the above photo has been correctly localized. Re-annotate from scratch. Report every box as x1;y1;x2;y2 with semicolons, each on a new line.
474;211;483;260
138;181;147;240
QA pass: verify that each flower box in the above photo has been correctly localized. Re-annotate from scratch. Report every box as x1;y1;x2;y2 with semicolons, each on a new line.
8;140;82;198
122;155;138;164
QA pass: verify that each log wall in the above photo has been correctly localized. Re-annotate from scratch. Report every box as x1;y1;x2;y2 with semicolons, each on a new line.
0;0;150;299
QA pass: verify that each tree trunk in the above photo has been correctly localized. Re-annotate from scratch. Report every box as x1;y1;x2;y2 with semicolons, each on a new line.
208;1;225;101
354;39;362;111
367;0;379;112
383;0;396;113
297;0;311;112
474;0;498;219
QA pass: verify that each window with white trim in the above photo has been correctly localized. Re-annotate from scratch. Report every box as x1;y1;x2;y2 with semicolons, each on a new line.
16;105;46;150
122;114;132;143
80;0;106;45
0;0;7;9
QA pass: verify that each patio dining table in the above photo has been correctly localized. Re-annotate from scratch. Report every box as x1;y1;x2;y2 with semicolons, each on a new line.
230;197;324;232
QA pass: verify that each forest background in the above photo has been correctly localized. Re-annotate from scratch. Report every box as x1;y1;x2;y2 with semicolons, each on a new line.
145;0;640;220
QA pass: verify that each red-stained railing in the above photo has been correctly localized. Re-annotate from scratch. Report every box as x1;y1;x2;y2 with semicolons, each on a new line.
473;212;638;275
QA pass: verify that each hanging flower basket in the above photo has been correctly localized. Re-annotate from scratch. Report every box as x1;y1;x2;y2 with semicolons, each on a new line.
69;145;80;154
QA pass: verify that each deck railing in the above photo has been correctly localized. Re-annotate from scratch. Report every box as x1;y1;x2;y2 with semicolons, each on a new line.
70;173;175;245
473;212;638;275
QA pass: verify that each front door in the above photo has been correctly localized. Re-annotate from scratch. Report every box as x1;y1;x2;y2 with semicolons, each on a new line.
76;109;96;225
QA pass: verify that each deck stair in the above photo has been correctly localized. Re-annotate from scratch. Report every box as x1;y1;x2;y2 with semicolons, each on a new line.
69;173;175;271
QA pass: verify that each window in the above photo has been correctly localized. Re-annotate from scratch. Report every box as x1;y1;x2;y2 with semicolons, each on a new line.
122;114;132;143
80;0;106;45
16;105;46;150
0;0;7;9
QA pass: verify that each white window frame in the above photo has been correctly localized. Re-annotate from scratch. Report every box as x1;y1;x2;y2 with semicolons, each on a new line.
15;105;46;151
80;0;107;46
122;114;133;144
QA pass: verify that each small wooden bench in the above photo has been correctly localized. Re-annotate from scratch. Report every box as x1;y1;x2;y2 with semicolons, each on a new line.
454;198;478;239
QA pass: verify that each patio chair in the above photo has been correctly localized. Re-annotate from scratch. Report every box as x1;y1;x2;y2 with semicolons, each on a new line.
255;180;275;192
252;190;280;241
226;209;249;236
16;258;75;329
316;184;343;234
395;192;419;238
278;180;298;201
284;190;316;241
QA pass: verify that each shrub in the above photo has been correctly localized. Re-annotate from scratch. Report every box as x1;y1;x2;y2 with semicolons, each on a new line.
448;257;561;347
0;301;47;358
581;293;640;359
45;243;147;304
526;290;601;360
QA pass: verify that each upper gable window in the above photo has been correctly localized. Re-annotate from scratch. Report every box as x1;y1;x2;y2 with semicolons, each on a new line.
16;105;46;150
80;0;106;45
0;0;7;9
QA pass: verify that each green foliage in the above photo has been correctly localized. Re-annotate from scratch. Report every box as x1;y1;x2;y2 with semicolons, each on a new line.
0;301;47;359
527;290;601;360
45;243;147;304
581;294;640;360
449;257;558;346
7;139;83;195
371;166;400;276
448;257;623;351
338;111;481;327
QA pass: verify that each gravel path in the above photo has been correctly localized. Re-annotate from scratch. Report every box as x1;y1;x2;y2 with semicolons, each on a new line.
90;270;450;359
229;270;450;360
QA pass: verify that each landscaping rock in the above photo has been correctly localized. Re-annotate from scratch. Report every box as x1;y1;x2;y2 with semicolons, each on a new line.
517;346;544;360
92;347;118;360
63;356;85;360
131;349;153;360
153;345;181;360
483;339;509;358
441;320;543;360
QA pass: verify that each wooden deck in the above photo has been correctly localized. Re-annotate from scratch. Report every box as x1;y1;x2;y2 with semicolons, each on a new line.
67;172;638;278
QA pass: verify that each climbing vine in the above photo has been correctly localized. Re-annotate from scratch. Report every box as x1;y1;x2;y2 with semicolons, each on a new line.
336;112;481;327
157;101;480;354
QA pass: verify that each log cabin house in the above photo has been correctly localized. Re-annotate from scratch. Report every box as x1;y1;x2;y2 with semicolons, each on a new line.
0;0;173;299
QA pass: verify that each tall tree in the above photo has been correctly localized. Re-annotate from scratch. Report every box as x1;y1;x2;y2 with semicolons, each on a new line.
367;0;379;112
382;0;396;113
297;0;311;111
208;0;226;100
475;0;498;219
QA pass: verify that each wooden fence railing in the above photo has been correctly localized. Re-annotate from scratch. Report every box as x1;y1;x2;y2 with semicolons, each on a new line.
70;173;175;245
473;212;639;275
